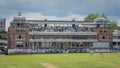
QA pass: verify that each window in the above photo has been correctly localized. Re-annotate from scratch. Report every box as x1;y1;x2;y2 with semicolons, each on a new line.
17;23;20;27
118;42;120;45
72;24;76;28
100;30;106;33
113;42;116;45
97;24;100;27
113;36;117;39
19;36;22;39
80;45;83;47
44;24;47;27
17;35;23;39
76;45;79;47
102;36;105;39
32;36;35;39
26;43;28;47
118;36;120;39
99;30;102;32
17;45;23;48
104;30;106;33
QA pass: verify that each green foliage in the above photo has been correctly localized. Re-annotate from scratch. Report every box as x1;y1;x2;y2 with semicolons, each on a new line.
0;43;6;46
0;30;7;34
0;35;7;40
84;13;99;21
84;13;120;30
0;30;7;40
84;13;107;21
110;21;120;30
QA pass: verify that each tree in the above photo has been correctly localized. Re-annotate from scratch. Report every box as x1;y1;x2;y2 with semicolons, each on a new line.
0;30;7;34
84;13;107;21
110;21;120;30
84;13;99;21
0;30;7;40
84;13;120;30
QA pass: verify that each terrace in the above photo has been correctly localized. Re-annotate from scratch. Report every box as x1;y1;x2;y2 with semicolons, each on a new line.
29;24;98;35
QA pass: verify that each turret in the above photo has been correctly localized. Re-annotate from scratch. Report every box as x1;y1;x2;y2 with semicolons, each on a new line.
10;12;28;27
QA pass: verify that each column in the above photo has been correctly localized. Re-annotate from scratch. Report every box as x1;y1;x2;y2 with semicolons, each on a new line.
39;42;41;48
32;42;34;49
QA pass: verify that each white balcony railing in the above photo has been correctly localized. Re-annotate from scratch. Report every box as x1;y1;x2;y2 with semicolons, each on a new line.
16;42;23;44
100;39;109;41
16;39;24;41
113;39;120;42
29;38;98;42
28;31;98;35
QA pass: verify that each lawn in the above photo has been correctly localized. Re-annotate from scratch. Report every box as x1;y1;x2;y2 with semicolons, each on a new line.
0;53;120;68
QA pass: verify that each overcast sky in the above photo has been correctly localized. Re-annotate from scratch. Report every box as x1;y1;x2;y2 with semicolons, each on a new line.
0;0;120;30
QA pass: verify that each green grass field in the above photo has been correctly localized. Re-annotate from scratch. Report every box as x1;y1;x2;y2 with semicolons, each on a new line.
0;53;120;68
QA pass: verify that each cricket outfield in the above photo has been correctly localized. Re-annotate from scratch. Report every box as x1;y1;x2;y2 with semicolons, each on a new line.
0;53;120;68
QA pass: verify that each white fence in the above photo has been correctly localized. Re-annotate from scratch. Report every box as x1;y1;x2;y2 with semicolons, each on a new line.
8;48;112;54
8;49;63;54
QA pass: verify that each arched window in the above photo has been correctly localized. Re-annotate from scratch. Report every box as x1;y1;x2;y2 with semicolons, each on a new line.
17;23;20;27
102;36;105;39
76;45;79;47
32;36;35;39
97;24;100;27
72;24;76;28
26;43;28;47
17;35;23;39
19;36;21;39
80;45;83;47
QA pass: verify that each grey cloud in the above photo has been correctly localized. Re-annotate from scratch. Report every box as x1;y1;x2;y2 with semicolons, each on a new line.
0;0;120;18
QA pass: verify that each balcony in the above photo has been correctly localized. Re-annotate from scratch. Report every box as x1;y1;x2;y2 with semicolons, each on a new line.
113;39;120;42
100;39;109;42
16;39;24;41
16;42;23;44
28;31;98;35
29;38;98;42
